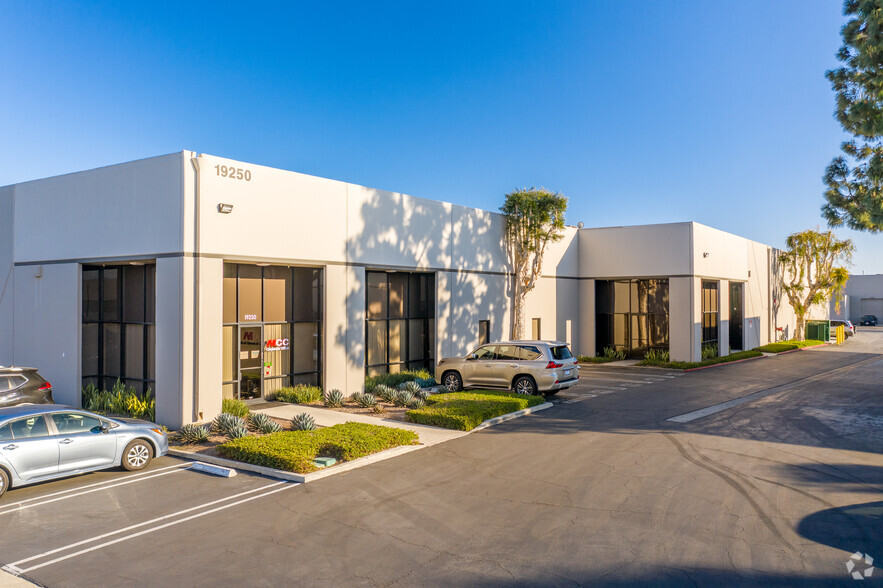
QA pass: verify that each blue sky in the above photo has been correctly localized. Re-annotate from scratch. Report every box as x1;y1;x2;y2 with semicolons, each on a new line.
2;1;881;273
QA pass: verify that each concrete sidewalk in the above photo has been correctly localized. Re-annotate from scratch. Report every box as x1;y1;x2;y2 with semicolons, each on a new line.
252;403;469;446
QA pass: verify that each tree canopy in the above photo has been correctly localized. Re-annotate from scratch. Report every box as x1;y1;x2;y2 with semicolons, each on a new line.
778;229;853;340
823;0;883;232
500;188;568;340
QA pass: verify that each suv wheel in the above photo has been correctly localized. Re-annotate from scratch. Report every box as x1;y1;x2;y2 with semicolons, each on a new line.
514;376;537;395
0;468;8;499
442;371;462;391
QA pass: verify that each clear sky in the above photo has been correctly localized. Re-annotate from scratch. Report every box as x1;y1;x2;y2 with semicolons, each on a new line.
2;1;881;274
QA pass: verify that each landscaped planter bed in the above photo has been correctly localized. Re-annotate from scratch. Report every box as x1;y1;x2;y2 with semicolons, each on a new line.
216;423;419;473
407;390;545;431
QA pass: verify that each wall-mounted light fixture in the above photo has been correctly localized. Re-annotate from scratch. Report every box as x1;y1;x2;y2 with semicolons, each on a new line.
577;222;585;229
748;270;752;277
217;203;234;214
702;252;710;258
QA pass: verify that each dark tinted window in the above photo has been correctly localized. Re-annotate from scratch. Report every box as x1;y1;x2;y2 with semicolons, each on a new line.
550;346;573;360
10;416;49;439
496;345;519;361
474;346;495;360
0;424;11;441
516;345;542;360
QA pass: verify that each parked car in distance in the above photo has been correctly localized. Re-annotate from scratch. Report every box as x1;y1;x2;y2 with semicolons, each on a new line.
436;340;578;395
0;404;168;498
831;319;855;338
860;315;878;326
0;366;53;408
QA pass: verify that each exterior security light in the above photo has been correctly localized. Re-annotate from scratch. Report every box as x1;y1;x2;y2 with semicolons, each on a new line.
218;203;234;214
702;252;710;258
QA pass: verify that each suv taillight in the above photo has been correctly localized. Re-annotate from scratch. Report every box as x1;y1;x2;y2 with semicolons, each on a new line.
545;361;563;369
39;382;51;390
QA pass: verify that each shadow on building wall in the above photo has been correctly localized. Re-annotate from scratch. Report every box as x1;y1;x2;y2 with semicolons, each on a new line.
337;188;512;371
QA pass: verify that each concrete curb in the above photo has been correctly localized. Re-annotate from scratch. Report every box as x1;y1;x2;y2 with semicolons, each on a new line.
169;402;550;483
683;354;766;372
471;402;553;432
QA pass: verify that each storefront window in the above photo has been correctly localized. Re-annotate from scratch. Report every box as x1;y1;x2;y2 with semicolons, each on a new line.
223;264;323;399
596;278;670;359
82;264;156;396
701;280;719;346
365;271;435;375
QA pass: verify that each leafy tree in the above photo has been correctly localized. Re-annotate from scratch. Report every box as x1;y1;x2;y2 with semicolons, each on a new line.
778;229;853;340
500;188;568;340
822;0;883;232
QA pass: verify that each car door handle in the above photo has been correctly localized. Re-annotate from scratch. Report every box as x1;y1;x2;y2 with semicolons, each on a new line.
2;444;17;450
59;438;74;445
509;364;518;368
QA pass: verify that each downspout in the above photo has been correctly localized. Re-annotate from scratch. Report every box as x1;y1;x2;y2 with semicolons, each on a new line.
190;154;202;422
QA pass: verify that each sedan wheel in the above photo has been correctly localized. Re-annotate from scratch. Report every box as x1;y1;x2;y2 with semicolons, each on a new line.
514;376;537;395
0;468;8;499
443;372;462;392
122;439;153;471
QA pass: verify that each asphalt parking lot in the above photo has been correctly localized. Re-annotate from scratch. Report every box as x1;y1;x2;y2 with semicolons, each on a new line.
2;328;881;586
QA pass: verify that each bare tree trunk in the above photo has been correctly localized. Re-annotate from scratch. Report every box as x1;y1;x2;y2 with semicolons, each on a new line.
795;313;806;341
511;280;525;340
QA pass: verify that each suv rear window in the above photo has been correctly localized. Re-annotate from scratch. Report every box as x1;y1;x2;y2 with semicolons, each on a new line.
550;346;573;360
0;375;26;392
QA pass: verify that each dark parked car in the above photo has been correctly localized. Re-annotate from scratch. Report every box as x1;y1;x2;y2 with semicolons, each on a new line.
0;367;53;408
860;315;878;326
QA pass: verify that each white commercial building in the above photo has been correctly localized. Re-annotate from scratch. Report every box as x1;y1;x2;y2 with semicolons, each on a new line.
0;152;816;427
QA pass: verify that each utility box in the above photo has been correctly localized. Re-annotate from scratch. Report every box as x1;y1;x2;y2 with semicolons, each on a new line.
805;320;830;342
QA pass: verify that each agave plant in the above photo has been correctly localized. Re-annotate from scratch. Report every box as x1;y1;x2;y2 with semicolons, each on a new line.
226;425;249;439
179;423;211;444
394;390;414;407
375;385;397;403
324;389;345;408
248;412;273;430
414;388;430;401
291;412;316;431
355;392;378;408
434;385;449;394
408;396;425;409
257;420;283;434
405;381;421;394
214;413;247;436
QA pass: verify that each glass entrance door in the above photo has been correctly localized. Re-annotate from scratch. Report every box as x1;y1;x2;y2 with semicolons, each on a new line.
239;326;263;400
729;282;744;351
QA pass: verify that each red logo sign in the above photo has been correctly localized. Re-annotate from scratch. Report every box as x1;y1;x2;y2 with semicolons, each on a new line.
265;338;290;351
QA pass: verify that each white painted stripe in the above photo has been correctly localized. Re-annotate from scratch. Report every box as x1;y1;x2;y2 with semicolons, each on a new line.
0;463;188;509
18;483;296;573
10;481;289;567
0;466;190;515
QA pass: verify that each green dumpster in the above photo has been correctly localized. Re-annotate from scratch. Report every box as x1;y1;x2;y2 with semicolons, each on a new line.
805;320;830;341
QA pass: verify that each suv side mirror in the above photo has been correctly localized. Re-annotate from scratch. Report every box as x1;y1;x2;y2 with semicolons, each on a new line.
467;353;477;360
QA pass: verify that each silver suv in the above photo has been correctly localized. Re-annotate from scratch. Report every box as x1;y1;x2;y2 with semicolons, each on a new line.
435;340;578;395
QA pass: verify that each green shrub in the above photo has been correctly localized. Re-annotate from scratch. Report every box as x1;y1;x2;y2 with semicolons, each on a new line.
324;389;345;408
642;348;671;365
602;347;627;361
701;343;719;361
408;390;544;431
291;412;316;431
375;385;398;403
214;413;247;436
273;385;323;404
217;422;419;473
576;355;615;364
637;349;763;370
752;340;825;353
393;390;414;407
179;423;211;444
222;398;250;418
353;392;378;408
364;370;432;394
82;380;156;422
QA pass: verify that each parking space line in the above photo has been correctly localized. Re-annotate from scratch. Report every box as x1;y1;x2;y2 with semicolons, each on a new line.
11;482;297;574
0;464;191;515
0;463;189;510
7;481;290;568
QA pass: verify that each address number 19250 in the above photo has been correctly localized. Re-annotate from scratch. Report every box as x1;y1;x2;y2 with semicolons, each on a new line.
215;165;251;181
